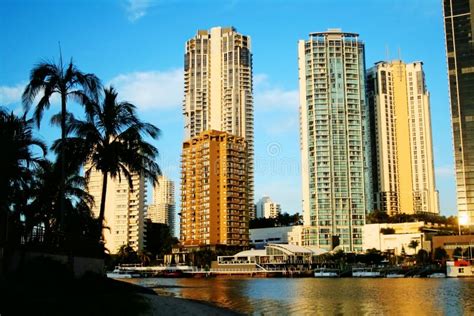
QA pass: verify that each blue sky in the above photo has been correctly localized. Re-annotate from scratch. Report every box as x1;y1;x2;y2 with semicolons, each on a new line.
1;0;457;217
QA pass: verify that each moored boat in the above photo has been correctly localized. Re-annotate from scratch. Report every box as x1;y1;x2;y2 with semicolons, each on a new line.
446;260;474;278
314;268;339;278
386;273;405;278
106;268;141;279
352;267;382;278
427;272;446;278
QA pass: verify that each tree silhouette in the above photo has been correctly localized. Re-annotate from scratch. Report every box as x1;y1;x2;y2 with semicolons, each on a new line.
22;59;101;231
0;109;46;248
53;87;160;242
408;240;420;255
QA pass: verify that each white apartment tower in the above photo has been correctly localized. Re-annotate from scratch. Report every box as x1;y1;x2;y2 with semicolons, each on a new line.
85;167;146;254
366;60;439;214
256;196;281;219
183;26;254;212
147;175;176;236
298;29;370;252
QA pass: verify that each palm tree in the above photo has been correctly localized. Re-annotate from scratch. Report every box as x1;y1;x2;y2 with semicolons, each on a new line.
52;87;160;240
0;108;46;246
408;240;420;255
25;160;95;245
22;59;101;230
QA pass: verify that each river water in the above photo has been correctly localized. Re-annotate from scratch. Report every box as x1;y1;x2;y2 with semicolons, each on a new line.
132;277;474;315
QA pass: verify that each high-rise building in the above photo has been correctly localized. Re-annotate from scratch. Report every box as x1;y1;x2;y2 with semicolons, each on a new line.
180;130;249;247
366;60;439;215
85;166;146;254
255;196;281;218
183;26;254;214
443;0;474;228
147;175;176;236
298;29;369;252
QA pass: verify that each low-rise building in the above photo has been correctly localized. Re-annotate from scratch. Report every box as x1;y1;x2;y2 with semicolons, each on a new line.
432;235;474;258
250;226;303;248
288;226;304;246
363;222;430;255
216;243;327;269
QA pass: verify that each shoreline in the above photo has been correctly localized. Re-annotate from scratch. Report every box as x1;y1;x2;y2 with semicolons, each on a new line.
115;279;242;315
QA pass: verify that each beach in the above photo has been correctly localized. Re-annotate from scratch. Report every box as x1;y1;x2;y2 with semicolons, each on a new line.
139;293;241;316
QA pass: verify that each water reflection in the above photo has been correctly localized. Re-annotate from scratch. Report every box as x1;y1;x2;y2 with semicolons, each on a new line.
134;278;474;315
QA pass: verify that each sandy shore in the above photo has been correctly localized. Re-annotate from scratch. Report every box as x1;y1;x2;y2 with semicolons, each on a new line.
138;293;241;315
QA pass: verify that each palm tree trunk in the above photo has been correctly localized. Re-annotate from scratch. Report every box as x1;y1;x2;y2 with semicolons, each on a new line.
60;93;66;235
98;171;108;241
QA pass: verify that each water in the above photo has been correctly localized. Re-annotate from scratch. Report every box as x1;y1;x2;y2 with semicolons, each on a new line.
133;278;474;315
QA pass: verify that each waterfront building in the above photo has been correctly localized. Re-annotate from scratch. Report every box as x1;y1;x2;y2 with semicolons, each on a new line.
250;226;296;248
147;175;176;236
216;243;327;269
432;234;474;258
298;29;369;252
180;130;249;247
363;222;430;255
366;60;439;215
255;196;281;218
287;225;304;246
443;0;474;229
250;225;304;248
183;26;254;214
85;166;146;254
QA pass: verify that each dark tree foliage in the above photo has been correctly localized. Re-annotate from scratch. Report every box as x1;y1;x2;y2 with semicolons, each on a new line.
416;249;430;266
249;212;303;229
53;87;161;241
22;59;101;231
380;227;395;234
366;211;456;226
145;221;178;259
453;247;463;258
115;245;140;265
433;247;448;262
462;247;474;258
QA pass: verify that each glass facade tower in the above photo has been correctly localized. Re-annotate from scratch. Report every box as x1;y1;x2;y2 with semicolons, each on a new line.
298;29;370;252
443;0;474;228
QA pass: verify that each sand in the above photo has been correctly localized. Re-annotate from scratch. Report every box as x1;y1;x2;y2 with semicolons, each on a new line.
138;293;242;316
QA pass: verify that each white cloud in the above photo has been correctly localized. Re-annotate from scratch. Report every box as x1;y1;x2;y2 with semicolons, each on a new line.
436;165;455;178
108;69;183;110
253;73;298;110
253;73;269;87
265;117;298;135
125;0;155;22
255;88;299;110
0;83;24;105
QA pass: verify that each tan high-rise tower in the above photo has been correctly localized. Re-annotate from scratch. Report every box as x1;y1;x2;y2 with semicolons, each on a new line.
85;166;147;254
367;60;439;214
180;130;249;247
183;26;254;214
147;175;175;236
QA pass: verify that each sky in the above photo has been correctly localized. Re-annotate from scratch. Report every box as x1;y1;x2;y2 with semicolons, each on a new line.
0;0;457;218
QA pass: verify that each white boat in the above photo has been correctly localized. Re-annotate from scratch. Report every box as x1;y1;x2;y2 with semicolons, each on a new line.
352;268;381;278
386;273;405;278
427;272;446;278
314;268;339;278
447;260;474;278
106;268;141;279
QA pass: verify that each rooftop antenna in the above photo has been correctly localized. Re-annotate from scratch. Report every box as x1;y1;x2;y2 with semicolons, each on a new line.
398;47;402;61
385;45;390;62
